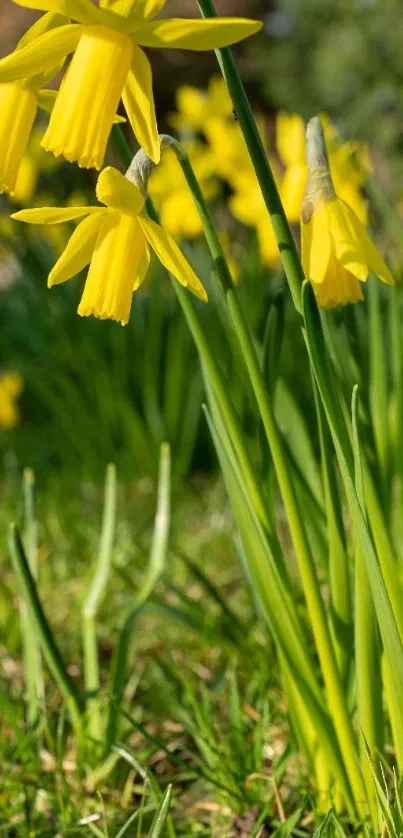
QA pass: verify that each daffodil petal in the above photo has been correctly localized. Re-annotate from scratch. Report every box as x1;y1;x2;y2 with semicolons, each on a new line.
11;0;99;24
340;201;394;285
96;166;145;214
138;215;207;301
122;49;159;164
131;17;262;49
18;11;68;47
0;25;82;84
134;241;150;290
48;211;106;286
38;85;123;118
12;206;103;224
301;205;331;285
327;199;369;282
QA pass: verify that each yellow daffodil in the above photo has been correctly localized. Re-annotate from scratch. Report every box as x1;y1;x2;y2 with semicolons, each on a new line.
149;143;216;239
12;166;207;325
0;0;261;171
276;111;307;224
0;13;67;196
0;372;23;429
301;117;393;310
169;76;233;135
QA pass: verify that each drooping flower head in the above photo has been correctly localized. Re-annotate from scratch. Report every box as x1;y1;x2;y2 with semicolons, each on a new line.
12;164;207;326
0;0;262;170
0;12;66;196
301;116;393;310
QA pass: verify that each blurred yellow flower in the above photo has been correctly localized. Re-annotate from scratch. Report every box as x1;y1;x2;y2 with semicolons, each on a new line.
302;117;393;310
170;76;233;135
0;0;261;169
276;112;307;224
0;373;23;429
12;166;207;325
204;117;256;187
230;178;279;267
149;144;216;239
323;117;370;224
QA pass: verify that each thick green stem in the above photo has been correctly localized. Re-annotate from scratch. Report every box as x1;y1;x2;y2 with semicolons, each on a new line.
196;0;304;311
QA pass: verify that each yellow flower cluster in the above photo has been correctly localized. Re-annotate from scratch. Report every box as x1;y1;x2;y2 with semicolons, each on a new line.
0;0;262;323
0;0;392;320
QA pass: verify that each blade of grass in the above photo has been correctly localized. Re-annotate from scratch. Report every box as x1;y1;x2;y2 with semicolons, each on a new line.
8;524;82;734
82;463;117;740
106;443;171;746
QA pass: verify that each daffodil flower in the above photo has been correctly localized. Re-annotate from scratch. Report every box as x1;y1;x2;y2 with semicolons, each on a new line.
0;372;23;429
0;0;262;171
302;117;393;310
0;12;67;195
12;166;207;325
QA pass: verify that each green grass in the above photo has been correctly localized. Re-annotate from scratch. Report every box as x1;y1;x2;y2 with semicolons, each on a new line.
0;471;309;836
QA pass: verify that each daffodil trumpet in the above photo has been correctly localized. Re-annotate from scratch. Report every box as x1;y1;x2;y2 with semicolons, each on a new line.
301;116;393;310
0;0;262;171
12;164;207;326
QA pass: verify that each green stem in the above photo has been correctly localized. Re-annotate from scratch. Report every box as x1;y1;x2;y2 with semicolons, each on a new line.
8;524;82;734
82;463;117;740
196;0;304;311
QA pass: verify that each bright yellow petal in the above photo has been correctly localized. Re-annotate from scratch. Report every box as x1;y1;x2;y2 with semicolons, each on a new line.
122;48;159;164
112;0;165;18
96;166;145;214
42;26;133;169
12;206;102;224
313;253;364;310
326;199;368;282
18;11;68;46
301;205;331;285
48;211;106;286
78;212;144;325
138;215;207;301
0;82;38;196
338;200;394;286
12;0;99;24
132;17;262;49
0;25;82;84
133;242;150;290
